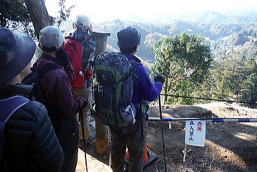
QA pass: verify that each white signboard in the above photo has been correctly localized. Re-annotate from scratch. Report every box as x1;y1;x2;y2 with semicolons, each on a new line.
185;120;206;147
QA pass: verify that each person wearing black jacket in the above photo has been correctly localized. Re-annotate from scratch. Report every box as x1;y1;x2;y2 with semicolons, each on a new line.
0;27;64;172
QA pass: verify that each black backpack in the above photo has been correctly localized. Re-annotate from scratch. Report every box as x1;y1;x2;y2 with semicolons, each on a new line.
23;63;59;87
0;96;30;171
94;52;141;128
22;63;60;107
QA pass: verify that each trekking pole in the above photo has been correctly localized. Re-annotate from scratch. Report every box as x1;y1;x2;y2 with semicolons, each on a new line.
158;96;167;172
80;109;89;172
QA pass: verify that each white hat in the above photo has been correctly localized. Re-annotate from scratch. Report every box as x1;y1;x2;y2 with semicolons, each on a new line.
74;15;90;27
39;26;64;51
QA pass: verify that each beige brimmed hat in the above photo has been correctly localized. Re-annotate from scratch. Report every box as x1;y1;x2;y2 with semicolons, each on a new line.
39;26;64;52
74;15;90;28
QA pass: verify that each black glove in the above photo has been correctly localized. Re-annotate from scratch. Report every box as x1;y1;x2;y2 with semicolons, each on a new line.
154;74;165;84
56;48;71;67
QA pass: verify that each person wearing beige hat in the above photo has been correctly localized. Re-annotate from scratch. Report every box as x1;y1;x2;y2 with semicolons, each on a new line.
0;27;64;172
65;15;96;144
73;15;92;33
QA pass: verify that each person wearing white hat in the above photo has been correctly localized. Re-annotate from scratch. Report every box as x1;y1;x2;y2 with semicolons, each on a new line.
73;15;91;31
66;15;96;144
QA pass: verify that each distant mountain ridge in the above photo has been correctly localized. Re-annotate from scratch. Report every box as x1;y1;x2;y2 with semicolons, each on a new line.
92;10;257;62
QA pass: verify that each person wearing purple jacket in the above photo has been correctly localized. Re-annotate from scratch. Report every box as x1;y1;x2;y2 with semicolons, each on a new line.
36;26;85;172
110;26;164;172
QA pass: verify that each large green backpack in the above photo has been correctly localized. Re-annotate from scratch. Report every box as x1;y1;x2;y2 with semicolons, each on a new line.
94;52;137;128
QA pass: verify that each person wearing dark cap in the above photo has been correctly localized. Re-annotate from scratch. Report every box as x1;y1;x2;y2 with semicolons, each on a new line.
35;26;86;172
0;28;64;172
110;26;164;172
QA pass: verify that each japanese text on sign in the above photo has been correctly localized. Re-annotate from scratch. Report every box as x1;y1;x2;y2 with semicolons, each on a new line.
185;120;206;147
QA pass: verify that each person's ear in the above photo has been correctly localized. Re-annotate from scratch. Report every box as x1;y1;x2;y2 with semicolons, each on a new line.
136;45;139;52
84;26;89;33
60;42;64;48
20;62;31;80
89;24;93;33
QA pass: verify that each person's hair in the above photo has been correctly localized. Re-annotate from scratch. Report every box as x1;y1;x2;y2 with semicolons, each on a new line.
119;45;137;54
39;43;58;53
42;47;57;53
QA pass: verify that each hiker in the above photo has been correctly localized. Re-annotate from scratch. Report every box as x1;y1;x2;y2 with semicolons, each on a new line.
0;28;64;172
36;26;86;172
64;15;96;143
111;27;164;172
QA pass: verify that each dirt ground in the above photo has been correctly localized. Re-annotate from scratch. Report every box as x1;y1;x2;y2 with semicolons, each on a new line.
76;102;257;172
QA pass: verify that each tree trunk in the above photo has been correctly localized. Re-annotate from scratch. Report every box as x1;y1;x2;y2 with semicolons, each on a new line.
25;0;50;39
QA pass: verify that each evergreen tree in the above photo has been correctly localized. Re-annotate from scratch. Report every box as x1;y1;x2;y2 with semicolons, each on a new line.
240;73;257;107
152;33;212;104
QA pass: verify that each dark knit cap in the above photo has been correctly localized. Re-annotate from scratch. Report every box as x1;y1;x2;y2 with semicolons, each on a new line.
117;26;141;51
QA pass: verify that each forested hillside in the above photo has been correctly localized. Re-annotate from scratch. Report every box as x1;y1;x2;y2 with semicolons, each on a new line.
92;10;257;106
95;10;257;62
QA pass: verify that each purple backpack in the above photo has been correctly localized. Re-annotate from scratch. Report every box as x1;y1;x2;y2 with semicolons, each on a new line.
0;96;29;170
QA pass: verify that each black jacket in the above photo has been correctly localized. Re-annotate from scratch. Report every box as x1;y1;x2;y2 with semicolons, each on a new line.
1;85;64;172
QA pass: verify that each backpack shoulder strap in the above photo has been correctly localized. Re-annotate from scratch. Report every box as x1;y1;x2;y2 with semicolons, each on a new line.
0;96;29;123
130;61;142;67
130;60;142;85
0;96;29;170
129;61;149;116
35;63;61;116
64;38;82;51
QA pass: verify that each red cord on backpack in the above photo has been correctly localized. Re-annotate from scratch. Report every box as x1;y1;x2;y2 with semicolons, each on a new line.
84;69;93;80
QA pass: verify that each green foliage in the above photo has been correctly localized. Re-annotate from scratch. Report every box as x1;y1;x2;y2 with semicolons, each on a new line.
193;57;257;108
240;73;257;107
0;0;30;27
152;33;212;104
238;59;257;107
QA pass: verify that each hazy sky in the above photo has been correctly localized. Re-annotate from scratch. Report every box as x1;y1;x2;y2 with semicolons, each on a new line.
45;0;257;22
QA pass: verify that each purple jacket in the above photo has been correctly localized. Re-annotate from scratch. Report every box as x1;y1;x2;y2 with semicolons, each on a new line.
36;53;83;117
125;54;163;111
